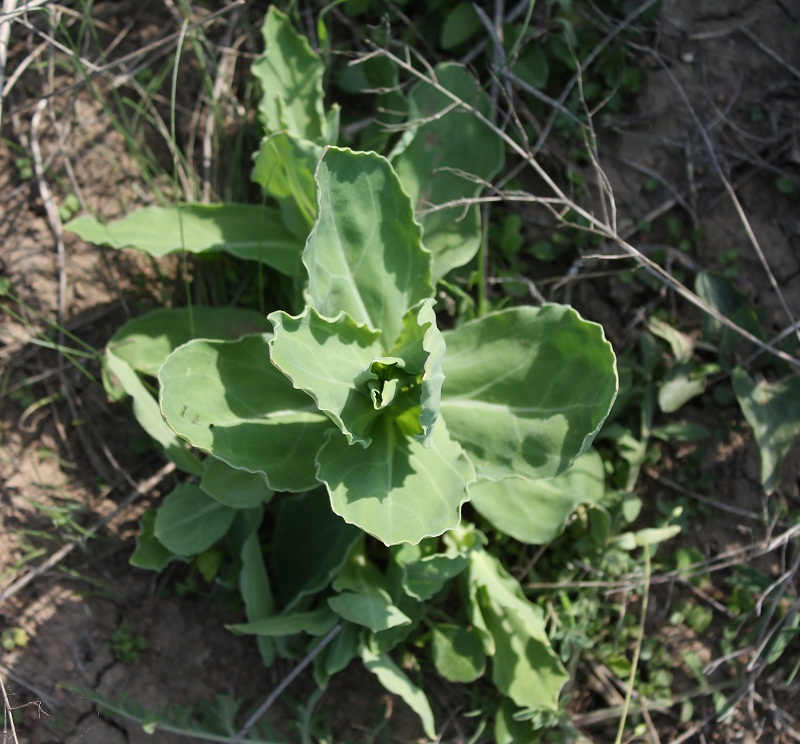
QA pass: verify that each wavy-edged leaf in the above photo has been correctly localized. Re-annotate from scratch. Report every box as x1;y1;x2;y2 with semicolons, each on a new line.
391;64;504;280
269;307;384;445
318;416;474;546
159;334;333;492
469;449;605;544
441;305;618;481
154;484;236;556
733;368;800;493
67;204;303;277
304;147;433;347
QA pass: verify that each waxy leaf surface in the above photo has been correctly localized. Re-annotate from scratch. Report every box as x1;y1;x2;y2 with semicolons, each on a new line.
362;646;436;739
733;368;800;493
200;457;273;509
251;132;320;238
269;308;384;445
441;305;617;480
68;204;303;276
328;588;411;632
105;307;268;476
272;490;361;611
304;147;433;347
154;484;236;556
468;550;568;710
253;7;328;142
159;334;333;492
469;449;605;544
318;417;474;545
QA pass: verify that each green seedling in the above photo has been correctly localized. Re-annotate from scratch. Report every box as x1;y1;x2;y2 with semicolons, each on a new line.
107;623;148;664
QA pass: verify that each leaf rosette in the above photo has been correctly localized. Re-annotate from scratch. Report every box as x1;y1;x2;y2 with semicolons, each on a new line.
157;145;618;546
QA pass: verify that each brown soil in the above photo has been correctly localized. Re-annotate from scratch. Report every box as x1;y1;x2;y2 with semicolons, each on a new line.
2;1;799;743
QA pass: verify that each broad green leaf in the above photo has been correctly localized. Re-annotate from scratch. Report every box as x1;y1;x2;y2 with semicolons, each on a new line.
612;525;681;550
469;449;606;544
241;532;276;665
649;318;696;363
512;41;550;91
251;132;320;238
318;416;475;546
239;533;275;666
253;7;328;142
362;646;436;739
391;64;504;280
272;490;361;611
441;305;618;481
468;550;568;710
430;624;485;683
328;588;411;632
494;698;538;744
733;368;800;493
651;421;710;441
269;307;384;445
304;147;433;347
400;551;471;602
159;334;334;492
440;3;482;49
67;204;303;277
105;307;268;477
200;457;273;509
315;621;362;685
130;509;179;571
332;540;385;590
658;364;707;413
228;608;337;637
108;307;270;378
154;484;236;556
695;272;762;355
106;348;203;475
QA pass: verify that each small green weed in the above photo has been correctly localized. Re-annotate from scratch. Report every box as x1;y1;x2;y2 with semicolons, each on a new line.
107;623;148;664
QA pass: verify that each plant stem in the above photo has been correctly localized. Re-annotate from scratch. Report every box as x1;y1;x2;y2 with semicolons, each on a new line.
615;547;651;744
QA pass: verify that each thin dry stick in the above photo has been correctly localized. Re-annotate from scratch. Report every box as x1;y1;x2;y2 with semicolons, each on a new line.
0;672;20;744
0;461;175;605
229;624;341;744
6;0;245;114
30;99;66;340
0;662;57;713
370;42;800;369
0;0;20;130
201;4;240;203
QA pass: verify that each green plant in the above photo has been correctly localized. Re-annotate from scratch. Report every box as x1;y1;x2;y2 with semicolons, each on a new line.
107;623;148;663
63;5;627;738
